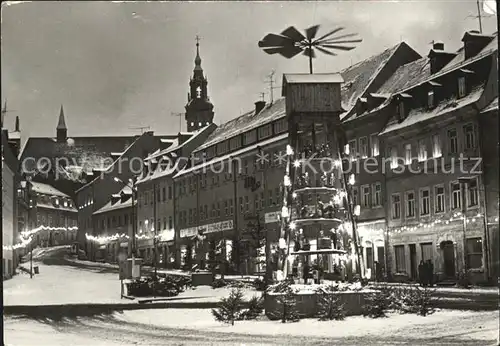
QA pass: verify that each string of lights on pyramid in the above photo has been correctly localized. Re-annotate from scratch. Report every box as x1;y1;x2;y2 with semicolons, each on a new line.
258;25;362;73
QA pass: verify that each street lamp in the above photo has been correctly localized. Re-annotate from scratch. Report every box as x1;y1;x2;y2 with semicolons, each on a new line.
113;177;137;256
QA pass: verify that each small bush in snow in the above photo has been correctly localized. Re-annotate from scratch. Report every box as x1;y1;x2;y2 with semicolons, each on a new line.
211;287;245;325
363;288;391;318
240;296;264;320
315;285;345;321
392;286;437;316
268;280;300;323
211;278;228;289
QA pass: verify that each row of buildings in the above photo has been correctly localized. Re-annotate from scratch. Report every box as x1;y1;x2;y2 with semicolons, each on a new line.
10;30;499;284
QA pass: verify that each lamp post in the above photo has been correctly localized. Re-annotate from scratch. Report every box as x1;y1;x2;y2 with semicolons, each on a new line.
25;174;34;279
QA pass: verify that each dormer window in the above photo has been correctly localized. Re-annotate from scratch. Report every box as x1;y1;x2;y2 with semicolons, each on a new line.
427;90;435;108
458;77;466;98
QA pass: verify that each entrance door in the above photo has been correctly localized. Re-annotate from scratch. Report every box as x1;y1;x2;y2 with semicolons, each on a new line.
409;244;417;280
442;241;456;278
377;246;385;273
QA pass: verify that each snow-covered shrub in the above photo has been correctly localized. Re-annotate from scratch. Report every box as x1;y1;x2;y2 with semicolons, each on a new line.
211;278;228;289
240;296;264;320
363;288;391;318
126;275;190;297
392;286;437;316
212;287;245;325
315;285;345;321
253;277;267;291
267;280;300;323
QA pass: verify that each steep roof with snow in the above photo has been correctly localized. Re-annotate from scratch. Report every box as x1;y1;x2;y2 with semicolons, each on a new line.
481;97;498;113
93;186;134;215
380;86;485;135
377;57;431;95
31;181;70;198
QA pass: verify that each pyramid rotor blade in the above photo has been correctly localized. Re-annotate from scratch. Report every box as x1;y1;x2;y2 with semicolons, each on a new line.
322;32;360;41
281;26;306;42
313;27;344;43
321;44;356;51
278;45;304;58
263;47;284;55
316;38;363;45
258;33;294;48
305;25;320;40
315;46;337;56
303;47;316;59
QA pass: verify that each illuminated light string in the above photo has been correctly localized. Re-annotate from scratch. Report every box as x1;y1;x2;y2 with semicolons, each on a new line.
390;212;486;234
3;226;79;251
85;230;174;244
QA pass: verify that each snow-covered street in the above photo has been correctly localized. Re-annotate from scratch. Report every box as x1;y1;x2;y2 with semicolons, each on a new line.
4;309;499;345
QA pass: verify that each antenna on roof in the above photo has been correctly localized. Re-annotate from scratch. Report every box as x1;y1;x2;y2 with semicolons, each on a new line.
171;112;184;132
129;126;150;134
266;70;276;104
1;100;16;129
259;92;266;102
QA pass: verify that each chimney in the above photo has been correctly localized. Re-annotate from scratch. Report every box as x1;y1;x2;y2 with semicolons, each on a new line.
428;42;456;74
433;41;444;51
255;101;266;115
462;31;494;60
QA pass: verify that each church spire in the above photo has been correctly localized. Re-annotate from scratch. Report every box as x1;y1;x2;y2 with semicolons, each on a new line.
56;104;67;142
194;35;203;74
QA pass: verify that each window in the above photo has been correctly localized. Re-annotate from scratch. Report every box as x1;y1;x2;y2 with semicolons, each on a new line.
243;130;257;145
163;217;167;230
204;205;207;220
245;196;250;212
468;178;478;207
239;197;244;213
466;237;483;269
405;191;416;218
225;200;229;216
274;118;288;134
447;129;458;154
157;219;161;232
348;140;357;159
229;199;234;215
359;137;368;158
394;245;406;273
229;136;242;150
372;183;381;207
275;187;281;205
216;202;221;217
390;147;398;169
420;188;430;216
254;194;259;211
391;193;401;219
404;144;412;165
458;77;466;98
370;134;380;157
451;182;461;210
217;141;229;155
260;192;265;209
463;123;475;150
211;204;216;218
361;185;370;208
258;124;272;139
418;139;427;162
352;186;359;206
365;247;373;270
420;243;433;262
269;190;273;206
124;214;129;225
168;186;172;199
427;90;434;108
432;134;442;158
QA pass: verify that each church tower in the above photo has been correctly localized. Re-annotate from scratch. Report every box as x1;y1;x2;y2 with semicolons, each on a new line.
185;36;214;132
56;105;68;143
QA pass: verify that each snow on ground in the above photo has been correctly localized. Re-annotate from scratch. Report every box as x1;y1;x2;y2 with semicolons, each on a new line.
4;264;127;306
3;263;258;306
3;318;124;346
113;308;499;341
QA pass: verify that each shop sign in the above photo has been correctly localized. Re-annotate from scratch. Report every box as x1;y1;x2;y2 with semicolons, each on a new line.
180;219;234;238
265;211;280;224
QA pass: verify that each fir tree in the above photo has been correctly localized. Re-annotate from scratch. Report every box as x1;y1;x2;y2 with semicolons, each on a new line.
211;287;245;325
270;282;300;323
315;286;346;321
363;288;390;318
